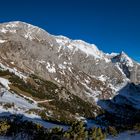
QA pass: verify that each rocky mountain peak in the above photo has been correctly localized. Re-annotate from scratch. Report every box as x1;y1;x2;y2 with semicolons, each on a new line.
119;51;134;67
111;51;134;67
0;21;54;43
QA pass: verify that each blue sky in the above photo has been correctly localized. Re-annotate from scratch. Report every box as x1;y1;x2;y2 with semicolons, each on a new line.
0;0;140;61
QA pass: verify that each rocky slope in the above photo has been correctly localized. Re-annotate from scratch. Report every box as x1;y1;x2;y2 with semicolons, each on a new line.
0;21;140;120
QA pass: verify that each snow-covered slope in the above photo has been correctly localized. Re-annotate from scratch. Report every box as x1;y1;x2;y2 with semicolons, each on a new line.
98;83;140;120
55;35;103;58
107;131;140;140
0;78;10;89
112;51;133;67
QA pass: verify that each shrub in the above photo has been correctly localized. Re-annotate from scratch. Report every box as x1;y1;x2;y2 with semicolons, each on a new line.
0;121;10;135
134;123;140;132
3;103;14;109
108;126;118;136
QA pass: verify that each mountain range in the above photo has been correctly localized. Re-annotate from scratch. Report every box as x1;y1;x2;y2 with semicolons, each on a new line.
0;21;140;128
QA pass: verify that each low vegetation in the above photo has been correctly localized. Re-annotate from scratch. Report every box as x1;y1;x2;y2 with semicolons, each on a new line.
0;69;99;123
0;115;107;140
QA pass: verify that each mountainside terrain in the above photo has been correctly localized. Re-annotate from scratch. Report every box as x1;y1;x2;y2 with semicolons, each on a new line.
0;21;140;132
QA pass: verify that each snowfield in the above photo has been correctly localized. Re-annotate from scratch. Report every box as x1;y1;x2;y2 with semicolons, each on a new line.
0;90;38;109
0;90;69;130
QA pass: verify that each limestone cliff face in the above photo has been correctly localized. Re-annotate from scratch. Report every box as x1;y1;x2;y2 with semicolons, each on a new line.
0;21;139;106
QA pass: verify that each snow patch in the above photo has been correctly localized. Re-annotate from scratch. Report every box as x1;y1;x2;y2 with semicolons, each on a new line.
0;63;27;79
37;60;46;64
81;82;101;102
106;52;119;57
115;63;126;75
46;62;56;73
54;78;60;83
85;79;90;84
0;28;8;33
63;61;67;65
58;64;66;69
71;40;101;58
0;39;7;43
55;35;70;46
98;75;106;82
0;90;38;109
0;78;10;90
120;51;134;67
104;57;111;63
10;62;14;65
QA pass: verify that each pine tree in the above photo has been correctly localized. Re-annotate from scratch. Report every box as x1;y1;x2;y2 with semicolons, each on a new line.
91;127;106;140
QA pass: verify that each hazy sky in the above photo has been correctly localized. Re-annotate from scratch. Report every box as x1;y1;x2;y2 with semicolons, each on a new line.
0;0;140;61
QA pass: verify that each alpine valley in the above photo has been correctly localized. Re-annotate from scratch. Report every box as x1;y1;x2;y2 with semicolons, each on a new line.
0;21;140;139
